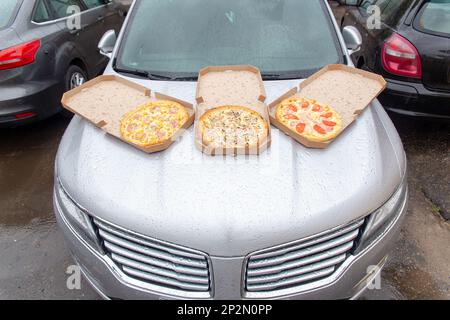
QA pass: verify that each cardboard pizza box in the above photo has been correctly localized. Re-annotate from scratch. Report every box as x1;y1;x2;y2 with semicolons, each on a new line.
268;64;387;149
195;65;271;156
61;75;195;154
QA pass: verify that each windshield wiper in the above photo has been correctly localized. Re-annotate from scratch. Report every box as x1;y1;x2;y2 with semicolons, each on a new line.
262;72;311;80
261;73;283;80
171;76;198;81
114;67;175;81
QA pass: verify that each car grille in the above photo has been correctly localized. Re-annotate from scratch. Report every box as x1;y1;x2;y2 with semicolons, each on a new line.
93;218;211;293
245;219;365;292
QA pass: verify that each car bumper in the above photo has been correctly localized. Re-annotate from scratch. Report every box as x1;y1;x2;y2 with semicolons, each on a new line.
54;179;408;301
379;79;450;119
0;81;62;127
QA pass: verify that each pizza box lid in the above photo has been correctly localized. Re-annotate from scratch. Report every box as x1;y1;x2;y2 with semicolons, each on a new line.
194;65;271;156
268;64;387;149
196;65;266;106
61;75;195;154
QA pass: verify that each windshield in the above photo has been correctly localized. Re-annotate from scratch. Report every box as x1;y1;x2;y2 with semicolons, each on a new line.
0;0;20;30
115;0;342;80
416;0;450;37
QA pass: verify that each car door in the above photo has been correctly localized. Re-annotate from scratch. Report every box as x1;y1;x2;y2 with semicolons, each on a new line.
83;0;124;34
340;0;379;69
79;0;125;73
341;0;399;71
73;0;112;75
44;0;96;73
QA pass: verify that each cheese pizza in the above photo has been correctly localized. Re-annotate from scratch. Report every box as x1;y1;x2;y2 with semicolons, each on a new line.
120;100;190;147
199;106;269;149
276;97;342;142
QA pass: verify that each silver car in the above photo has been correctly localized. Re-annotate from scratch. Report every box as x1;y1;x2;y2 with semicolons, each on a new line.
54;0;408;300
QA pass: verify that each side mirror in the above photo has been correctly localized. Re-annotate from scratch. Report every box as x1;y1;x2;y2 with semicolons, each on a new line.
98;30;117;59
342;26;362;55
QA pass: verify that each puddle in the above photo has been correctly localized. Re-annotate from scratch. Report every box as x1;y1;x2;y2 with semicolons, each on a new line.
384;266;448;300
0;116;69;227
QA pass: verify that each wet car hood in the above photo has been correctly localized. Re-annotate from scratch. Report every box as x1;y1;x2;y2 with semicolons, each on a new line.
56;74;406;257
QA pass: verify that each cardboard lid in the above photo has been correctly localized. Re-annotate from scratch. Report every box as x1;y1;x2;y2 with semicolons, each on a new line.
196;65;266;106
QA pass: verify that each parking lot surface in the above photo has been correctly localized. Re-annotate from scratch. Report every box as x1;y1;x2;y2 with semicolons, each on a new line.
0;113;448;299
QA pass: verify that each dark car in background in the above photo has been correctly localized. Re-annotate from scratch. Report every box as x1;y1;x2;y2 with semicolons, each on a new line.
0;0;128;127
331;0;450;119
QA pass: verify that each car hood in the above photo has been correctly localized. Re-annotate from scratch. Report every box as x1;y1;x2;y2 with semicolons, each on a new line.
57;74;406;257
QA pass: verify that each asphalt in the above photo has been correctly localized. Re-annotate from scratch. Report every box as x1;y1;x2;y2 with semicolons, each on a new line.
0;112;448;300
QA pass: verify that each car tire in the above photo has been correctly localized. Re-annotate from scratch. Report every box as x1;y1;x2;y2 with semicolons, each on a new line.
61;65;88;118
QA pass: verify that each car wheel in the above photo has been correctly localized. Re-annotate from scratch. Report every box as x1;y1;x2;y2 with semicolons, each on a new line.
61;65;88;117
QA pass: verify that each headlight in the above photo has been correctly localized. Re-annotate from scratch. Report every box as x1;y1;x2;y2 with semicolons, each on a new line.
355;179;408;253
54;181;104;253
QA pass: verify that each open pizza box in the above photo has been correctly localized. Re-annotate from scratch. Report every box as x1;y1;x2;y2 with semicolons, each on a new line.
268;64;387;149
195;65;271;156
61;75;195;154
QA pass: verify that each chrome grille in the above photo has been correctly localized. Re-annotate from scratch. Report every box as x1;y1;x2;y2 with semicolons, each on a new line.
93;219;211;292
245;219;364;292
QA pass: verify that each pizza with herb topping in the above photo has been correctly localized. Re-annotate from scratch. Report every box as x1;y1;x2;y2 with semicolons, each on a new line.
199;106;269;149
276;97;342;142
120;100;190;147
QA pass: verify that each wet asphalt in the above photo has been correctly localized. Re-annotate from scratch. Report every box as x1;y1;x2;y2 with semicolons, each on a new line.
0;112;448;300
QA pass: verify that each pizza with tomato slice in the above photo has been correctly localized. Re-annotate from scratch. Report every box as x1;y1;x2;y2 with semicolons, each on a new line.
120;100;190;147
276;97;342;143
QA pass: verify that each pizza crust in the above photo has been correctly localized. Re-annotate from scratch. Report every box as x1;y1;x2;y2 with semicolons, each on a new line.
120;100;190;147
199;105;269;149
276;97;342;143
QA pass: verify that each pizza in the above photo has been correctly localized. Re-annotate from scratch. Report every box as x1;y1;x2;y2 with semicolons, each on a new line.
120;100;190;147
276;97;342;142
199;106;269;149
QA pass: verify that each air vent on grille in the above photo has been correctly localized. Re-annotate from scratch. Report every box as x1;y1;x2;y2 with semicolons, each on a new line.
93;219;210;292
245;219;364;292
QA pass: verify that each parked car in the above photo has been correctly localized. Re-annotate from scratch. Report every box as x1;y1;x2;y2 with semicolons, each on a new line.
0;0;128;127
54;0;408;300
331;0;450;119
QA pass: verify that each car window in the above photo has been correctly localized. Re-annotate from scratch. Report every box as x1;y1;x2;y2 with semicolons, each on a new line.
116;0;342;79
47;0;83;19
379;0;413;26
33;0;52;23
415;0;450;37
83;0;105;9
0;0;21;29
360;0;379;10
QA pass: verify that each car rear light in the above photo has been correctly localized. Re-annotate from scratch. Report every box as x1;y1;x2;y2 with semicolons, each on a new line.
15;112;36;119
0;39;41;71
382;33;422;79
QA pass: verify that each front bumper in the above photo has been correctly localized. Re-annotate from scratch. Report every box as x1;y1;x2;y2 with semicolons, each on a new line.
379;79;450;119
54;184;408;300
